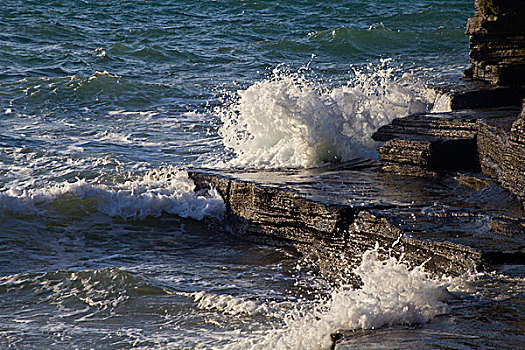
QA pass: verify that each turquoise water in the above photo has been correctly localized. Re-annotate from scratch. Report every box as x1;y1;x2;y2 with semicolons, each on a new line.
1;1;524;349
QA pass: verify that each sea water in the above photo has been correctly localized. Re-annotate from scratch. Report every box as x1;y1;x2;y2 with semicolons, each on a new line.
1;1;523;349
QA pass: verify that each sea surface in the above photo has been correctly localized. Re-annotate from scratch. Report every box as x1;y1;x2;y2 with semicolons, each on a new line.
1;1;523;349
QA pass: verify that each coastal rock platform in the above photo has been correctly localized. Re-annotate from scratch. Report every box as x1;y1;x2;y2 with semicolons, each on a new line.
187;92;525;284
187;98;525;281
189;156;524;279
374;99;525;203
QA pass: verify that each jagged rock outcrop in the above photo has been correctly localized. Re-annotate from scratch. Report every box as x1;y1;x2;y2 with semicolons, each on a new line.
463;0;525;86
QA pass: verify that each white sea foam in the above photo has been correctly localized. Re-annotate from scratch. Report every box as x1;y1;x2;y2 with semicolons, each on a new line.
431;92;453;113
95;130;134;144
191;291;270;317
223;247;452;350
0;167;224;220
215;61;436;169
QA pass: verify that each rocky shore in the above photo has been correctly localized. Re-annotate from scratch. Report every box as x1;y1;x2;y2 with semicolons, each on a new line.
189;0;524;278
187;1;524;346
187;97;525;281
189;92;525;277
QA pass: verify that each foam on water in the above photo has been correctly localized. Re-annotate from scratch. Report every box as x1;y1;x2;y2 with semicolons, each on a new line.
0;167;224;220
215;60;437;169
219;247;452;350
190;291;271;317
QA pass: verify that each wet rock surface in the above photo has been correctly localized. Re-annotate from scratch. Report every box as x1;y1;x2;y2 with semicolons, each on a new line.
189;156;525;279
188;102;525;282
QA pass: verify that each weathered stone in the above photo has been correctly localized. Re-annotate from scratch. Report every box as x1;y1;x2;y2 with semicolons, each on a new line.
371;104;525;207
189;163;525;278
373;108;525;182
379;163;438;177
372;110;524;173
347;210;484;274
476;105;525;204
465;62;525;86
372;112;478;141
464;0;525;87
474;0;524;16
377;139;432;167
510;98;525;143
377;138;479;172
467;14;525;35
432;83;525;109
190;172;352;249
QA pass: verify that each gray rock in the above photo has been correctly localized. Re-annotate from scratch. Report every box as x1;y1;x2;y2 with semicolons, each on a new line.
464;0;525;86
477;100;525;203
189;161;524;279
432;82;525;109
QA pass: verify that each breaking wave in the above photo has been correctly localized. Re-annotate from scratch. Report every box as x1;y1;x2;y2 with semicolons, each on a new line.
0;167;224;220
217;247;452;350
215;60;438;169
189;291;271;317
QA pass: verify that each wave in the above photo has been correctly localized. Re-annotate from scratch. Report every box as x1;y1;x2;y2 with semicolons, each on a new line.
221;247;452;350
189;291;271;317
214;60;438;169
0;167;225;221
0;267;169;321
305;25;398;55
2;71;178;113
104;42;202;63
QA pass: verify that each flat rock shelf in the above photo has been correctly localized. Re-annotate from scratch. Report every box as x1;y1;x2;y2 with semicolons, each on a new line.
187;89;525;283
188;158;524;279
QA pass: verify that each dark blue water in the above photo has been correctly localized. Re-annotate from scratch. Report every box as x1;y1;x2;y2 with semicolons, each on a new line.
1;1;523;349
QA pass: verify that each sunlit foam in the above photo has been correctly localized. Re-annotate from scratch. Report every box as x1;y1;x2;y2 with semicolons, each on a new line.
219;247;452;350
214;60;436;169
0;167;224;221
190;291;270;317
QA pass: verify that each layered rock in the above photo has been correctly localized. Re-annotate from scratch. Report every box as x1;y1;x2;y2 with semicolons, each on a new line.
372;111;480;172
372;100;525;208
463;0;525;86
433;82;525;109
478;99;525;202
189;163;525;278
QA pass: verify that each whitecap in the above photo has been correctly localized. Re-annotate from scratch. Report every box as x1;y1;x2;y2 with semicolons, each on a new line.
0;167;225;221
191;291;269;317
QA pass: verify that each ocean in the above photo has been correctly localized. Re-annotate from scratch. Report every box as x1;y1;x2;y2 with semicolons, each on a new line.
1;0;523;349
